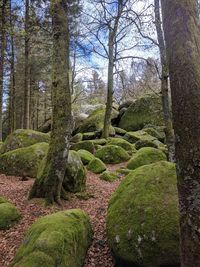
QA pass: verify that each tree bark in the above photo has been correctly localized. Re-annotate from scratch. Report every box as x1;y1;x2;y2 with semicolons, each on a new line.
102;29;114;139
161;0;200;266
154;0;175;162
9;0;16;133
29;0;72;204
0;0;7;141
23;0;30;129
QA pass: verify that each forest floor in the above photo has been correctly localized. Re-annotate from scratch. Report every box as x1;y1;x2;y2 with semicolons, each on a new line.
0;163;126;267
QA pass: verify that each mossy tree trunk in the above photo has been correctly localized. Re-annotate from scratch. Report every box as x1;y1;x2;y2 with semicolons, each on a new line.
154;0;175;162
29;0;72;204
161;0;200;265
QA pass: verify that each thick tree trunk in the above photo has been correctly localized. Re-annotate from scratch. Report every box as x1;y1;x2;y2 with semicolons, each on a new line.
23;0;30;129
161;0;200;266
29;0;72;204
154;0;175;162
0;0;7;141
102;30;114;139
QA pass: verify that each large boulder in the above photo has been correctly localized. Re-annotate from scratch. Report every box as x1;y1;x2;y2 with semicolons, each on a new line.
127;147;167;170
124;130;157;144
0;196;21;230
107;161;180;267
11;209;92;267
37;150;86;193
119;95;163;131
87;158;106;174
63;151;86;193
108;138;136;154
71;141;95;153
0;129;50;154
77;149;95;165
0;142;49;178
95;145;130;164
76;106;118;133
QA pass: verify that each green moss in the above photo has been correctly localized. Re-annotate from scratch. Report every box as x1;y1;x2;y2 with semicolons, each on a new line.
119;94;164;131
83;132;97;140
116;167;132;176
108;138;133;153
99;171;120;182
124;130;156;144
0;142;49;178
106;161;180;267
92;138;107;145
77;149;95;165
135;139;158;150
11;209;92;267
71;141;95;153
127;147;167;170
71;133;83;143
0;197;21;230
0;129;50;154
87;158;106;174
95;145;130;164
114;127;127;136
77;107;118;133
143;127;165;142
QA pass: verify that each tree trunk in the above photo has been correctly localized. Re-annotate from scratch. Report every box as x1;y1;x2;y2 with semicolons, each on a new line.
0;0;7;141
23;0;30;129
161;0;200;266
154;0;175;162
9;0;16;133
102;29;114;139
29;0;72;204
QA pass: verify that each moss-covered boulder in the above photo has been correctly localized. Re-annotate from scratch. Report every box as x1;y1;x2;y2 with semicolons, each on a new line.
0;196;21;230
11;209;92;267
71;141;95;153
107;161;180;267
92;138;107;145
135;139;158;150
0;142;49;178
63;151;86;193
95;145;130;164
108;138;135;154
116;167;132;176
124;130;156;144
71;133;83;143
114;127;127;136
87;158;106;174
119;95;163;131
82;132;97;140
77;149;95;165
77;106;118;133
143;126;165;142
0;129;50;154
127;147;167;170
99;171;120;182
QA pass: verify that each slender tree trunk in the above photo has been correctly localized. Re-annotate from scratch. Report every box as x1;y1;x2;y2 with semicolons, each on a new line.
0;0;7;141
102;29;114;139
23;0;30;129
29;0;72;204
9;0;16;133
161;0;200;266
154;0;175;162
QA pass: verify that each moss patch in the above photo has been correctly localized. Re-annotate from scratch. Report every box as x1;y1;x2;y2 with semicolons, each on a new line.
114;127;127;136
71;141;95;153
119;94;163;131
0;196;21;230
99;171;120;182
108;138;134;154
127;147;167;170
95;145;130;164
71;133;83;143
0;142;49;178
87;158;106;174
0;129;50;154
77;149;95;165
106;161;180;267
11;209;92;267
124;130;156;144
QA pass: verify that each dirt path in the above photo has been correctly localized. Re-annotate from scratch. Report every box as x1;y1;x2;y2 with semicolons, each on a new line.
0;163;125;267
